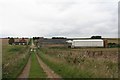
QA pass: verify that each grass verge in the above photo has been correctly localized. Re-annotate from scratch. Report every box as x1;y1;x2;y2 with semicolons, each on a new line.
2;45;30;78
38;48;118;78
38;51;93;78
29;52;46;78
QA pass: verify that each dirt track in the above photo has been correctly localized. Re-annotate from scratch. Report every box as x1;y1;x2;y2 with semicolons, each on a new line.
18;40;61;79
35;53;61;78
18;57;31;78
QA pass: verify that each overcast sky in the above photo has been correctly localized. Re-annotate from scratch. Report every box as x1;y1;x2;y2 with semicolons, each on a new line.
0;0;119;38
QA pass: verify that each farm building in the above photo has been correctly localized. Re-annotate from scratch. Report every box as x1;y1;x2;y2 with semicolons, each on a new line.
13;38;27;45
38;37;67;48
8;38;27;45
66;39;104;48
37;37;118;48
13;42;27;45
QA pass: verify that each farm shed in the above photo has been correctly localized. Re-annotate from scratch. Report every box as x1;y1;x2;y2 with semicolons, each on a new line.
11;38;27;45
68;39;104;48
38;38;67;48
13;42;27;45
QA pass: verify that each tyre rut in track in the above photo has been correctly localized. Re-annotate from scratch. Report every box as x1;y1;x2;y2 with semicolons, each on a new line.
18;56;31;79
35;53;62;78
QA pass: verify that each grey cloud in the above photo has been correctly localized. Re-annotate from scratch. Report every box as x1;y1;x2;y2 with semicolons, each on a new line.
0;0;118;38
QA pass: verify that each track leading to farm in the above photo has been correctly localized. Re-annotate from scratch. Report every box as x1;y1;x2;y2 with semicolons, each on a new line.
31;39;61;78
35;53;61;78
18;40;61;78
18;57;31;78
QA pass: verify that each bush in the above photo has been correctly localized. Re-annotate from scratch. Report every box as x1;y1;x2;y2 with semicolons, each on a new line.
8;38;14;45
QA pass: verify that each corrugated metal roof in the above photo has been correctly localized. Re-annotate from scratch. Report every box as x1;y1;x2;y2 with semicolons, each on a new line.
73;39;103;41
66;40;72;43
39;39;67;44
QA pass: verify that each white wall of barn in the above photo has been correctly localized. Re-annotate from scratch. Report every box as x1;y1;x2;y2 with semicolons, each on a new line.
72;40;104;47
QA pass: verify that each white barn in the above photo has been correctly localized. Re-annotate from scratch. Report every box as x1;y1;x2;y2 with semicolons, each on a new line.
67;39;104;48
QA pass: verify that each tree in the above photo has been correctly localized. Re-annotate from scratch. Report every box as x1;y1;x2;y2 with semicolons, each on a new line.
8;38;14;45
52;37;66;39
33;37;40;40
91;36;102;39
108;43;117;48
